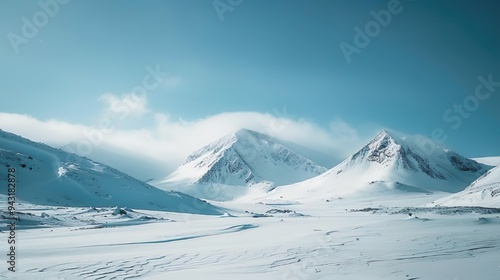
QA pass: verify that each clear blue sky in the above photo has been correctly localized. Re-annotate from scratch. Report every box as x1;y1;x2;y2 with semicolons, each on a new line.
1;0;499;158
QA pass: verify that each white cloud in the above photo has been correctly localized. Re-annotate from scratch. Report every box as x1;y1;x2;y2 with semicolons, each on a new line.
0;113;85;146
0;98;373;181
328;117;361;145
99;93;149;118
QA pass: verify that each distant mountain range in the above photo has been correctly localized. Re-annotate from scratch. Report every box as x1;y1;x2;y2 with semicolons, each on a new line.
1;127;498;208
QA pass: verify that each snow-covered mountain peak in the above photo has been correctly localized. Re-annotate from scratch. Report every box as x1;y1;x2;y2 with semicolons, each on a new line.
371;129;397;143
346;130;414;172
262;131;491;202
356;130;403;164
184;128;267;165
157;128;328;200
345;130;484;180
233;128;265;139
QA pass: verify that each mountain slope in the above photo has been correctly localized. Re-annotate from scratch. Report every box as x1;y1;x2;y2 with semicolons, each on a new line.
156;128;327;200
433;166;500;207
0;129;221;215
261;130;491;201
471;156;500;167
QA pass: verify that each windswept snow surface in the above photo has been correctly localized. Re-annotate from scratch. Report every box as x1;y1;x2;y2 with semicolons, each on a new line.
156;128;327;201
259;130;491;202
0;129;221;215
1;193;500;279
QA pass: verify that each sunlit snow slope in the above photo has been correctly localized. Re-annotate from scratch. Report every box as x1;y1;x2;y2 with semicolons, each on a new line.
0;129;221;214
434;166;500;207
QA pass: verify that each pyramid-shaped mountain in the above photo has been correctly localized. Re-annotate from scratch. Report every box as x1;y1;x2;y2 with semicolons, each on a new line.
265;130;491;201
156;128;327;200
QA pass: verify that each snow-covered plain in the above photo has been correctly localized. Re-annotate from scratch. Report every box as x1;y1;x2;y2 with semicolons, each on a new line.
2;192;500;279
